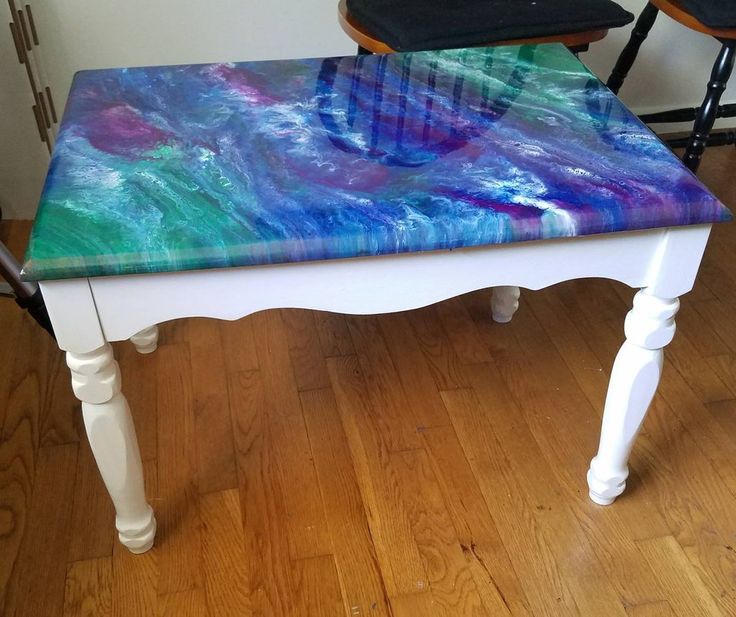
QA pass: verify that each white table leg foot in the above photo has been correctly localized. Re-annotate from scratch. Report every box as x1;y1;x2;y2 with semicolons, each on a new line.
491;286;521;323
130;325;159;354
67;343;156;553
587;289;679;506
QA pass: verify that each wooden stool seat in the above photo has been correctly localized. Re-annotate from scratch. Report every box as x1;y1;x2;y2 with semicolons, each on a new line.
651;0;736;38
338;0;632;53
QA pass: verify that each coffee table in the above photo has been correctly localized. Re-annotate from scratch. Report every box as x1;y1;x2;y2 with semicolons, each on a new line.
22;45;731;554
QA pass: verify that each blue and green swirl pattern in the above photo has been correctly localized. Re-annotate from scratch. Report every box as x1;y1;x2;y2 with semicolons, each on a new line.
22;44;731;280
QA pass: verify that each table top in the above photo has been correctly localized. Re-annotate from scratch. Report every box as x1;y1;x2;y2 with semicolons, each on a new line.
22;44;731;281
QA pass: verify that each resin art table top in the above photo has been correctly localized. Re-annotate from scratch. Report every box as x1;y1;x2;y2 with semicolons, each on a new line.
22;44;732;281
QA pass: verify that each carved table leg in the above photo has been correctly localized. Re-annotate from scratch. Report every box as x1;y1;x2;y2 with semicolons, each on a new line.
587;289;679;505
130;325;159;354
491;286;521;323
67;343;156;552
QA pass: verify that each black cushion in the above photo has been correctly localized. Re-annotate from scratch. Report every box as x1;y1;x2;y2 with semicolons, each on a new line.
677;0;736;29
346;0;634;51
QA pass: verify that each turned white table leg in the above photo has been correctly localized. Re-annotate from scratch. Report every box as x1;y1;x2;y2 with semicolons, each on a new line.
130;325;159;354
491;286;521;323
67;343;156;553
587;289;679;505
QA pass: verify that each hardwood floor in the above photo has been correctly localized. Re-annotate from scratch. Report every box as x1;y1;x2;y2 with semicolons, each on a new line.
2;146;736;616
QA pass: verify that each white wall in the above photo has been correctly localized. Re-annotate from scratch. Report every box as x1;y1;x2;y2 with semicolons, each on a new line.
2;0;734;219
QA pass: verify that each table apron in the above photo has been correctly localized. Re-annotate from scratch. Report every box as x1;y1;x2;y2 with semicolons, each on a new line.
39;224;712;351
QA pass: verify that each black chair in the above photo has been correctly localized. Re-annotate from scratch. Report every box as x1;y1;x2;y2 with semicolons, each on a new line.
607;0;736;172
338;0;634;54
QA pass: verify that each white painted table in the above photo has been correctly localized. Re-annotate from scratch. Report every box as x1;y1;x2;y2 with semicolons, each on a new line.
38;224;713;552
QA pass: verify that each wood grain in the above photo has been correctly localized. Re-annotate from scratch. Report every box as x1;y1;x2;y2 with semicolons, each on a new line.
300;386;391;616
188;318;238;494
3;148;736;616
3;444;77;617
199;488;251;615
292;555;344;617
155;342;202;595
63;557;112;617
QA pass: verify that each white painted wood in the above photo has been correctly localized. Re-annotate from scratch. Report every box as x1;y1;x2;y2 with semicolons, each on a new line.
491;286;521;323
67;343;156;553
39;279;106;353
587;289;680;505
90;226;710;343
644;225;712;298
34;222;713;553
129;325;159;354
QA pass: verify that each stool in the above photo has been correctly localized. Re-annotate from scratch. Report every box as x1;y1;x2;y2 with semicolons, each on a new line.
607;0;736;173
338;0;634;54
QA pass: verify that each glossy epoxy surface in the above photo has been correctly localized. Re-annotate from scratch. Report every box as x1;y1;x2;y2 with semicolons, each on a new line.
22;45;731;280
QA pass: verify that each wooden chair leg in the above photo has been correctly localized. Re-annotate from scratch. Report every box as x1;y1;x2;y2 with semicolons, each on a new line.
607;2;659;94
683;41;736;173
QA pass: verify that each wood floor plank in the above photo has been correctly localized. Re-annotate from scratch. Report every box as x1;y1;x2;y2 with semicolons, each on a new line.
313;310;355;358
0;291;65;599
229;369;295;617
0;363;41;602
421;425;532;617
676;301;731;360
636;536;725;617
391;447;492;617
664;323;733;405
434;296;493;365
407;306;469;391
440;386;581;616
1;220;32;257
111;461;159;617
626;601;676;617
378;312;452;429
0;300;22;430
249;310;332;560
117;343;158;462
693;299;736;356
188;319;238;494
445;362;632;617
38;348;79;447
326;355;428;598
157;589;207;617
282;309;331;392
219;318;260;375
705;398;736;443
292;555;345;617
155;342;202;595
66;431;116;562
706;355;736;401
200;488;251;616
390;591;450;617
300;387;392;617
63;557;113;617
656;362;736;500
345;316;423;452
3;444;78;617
